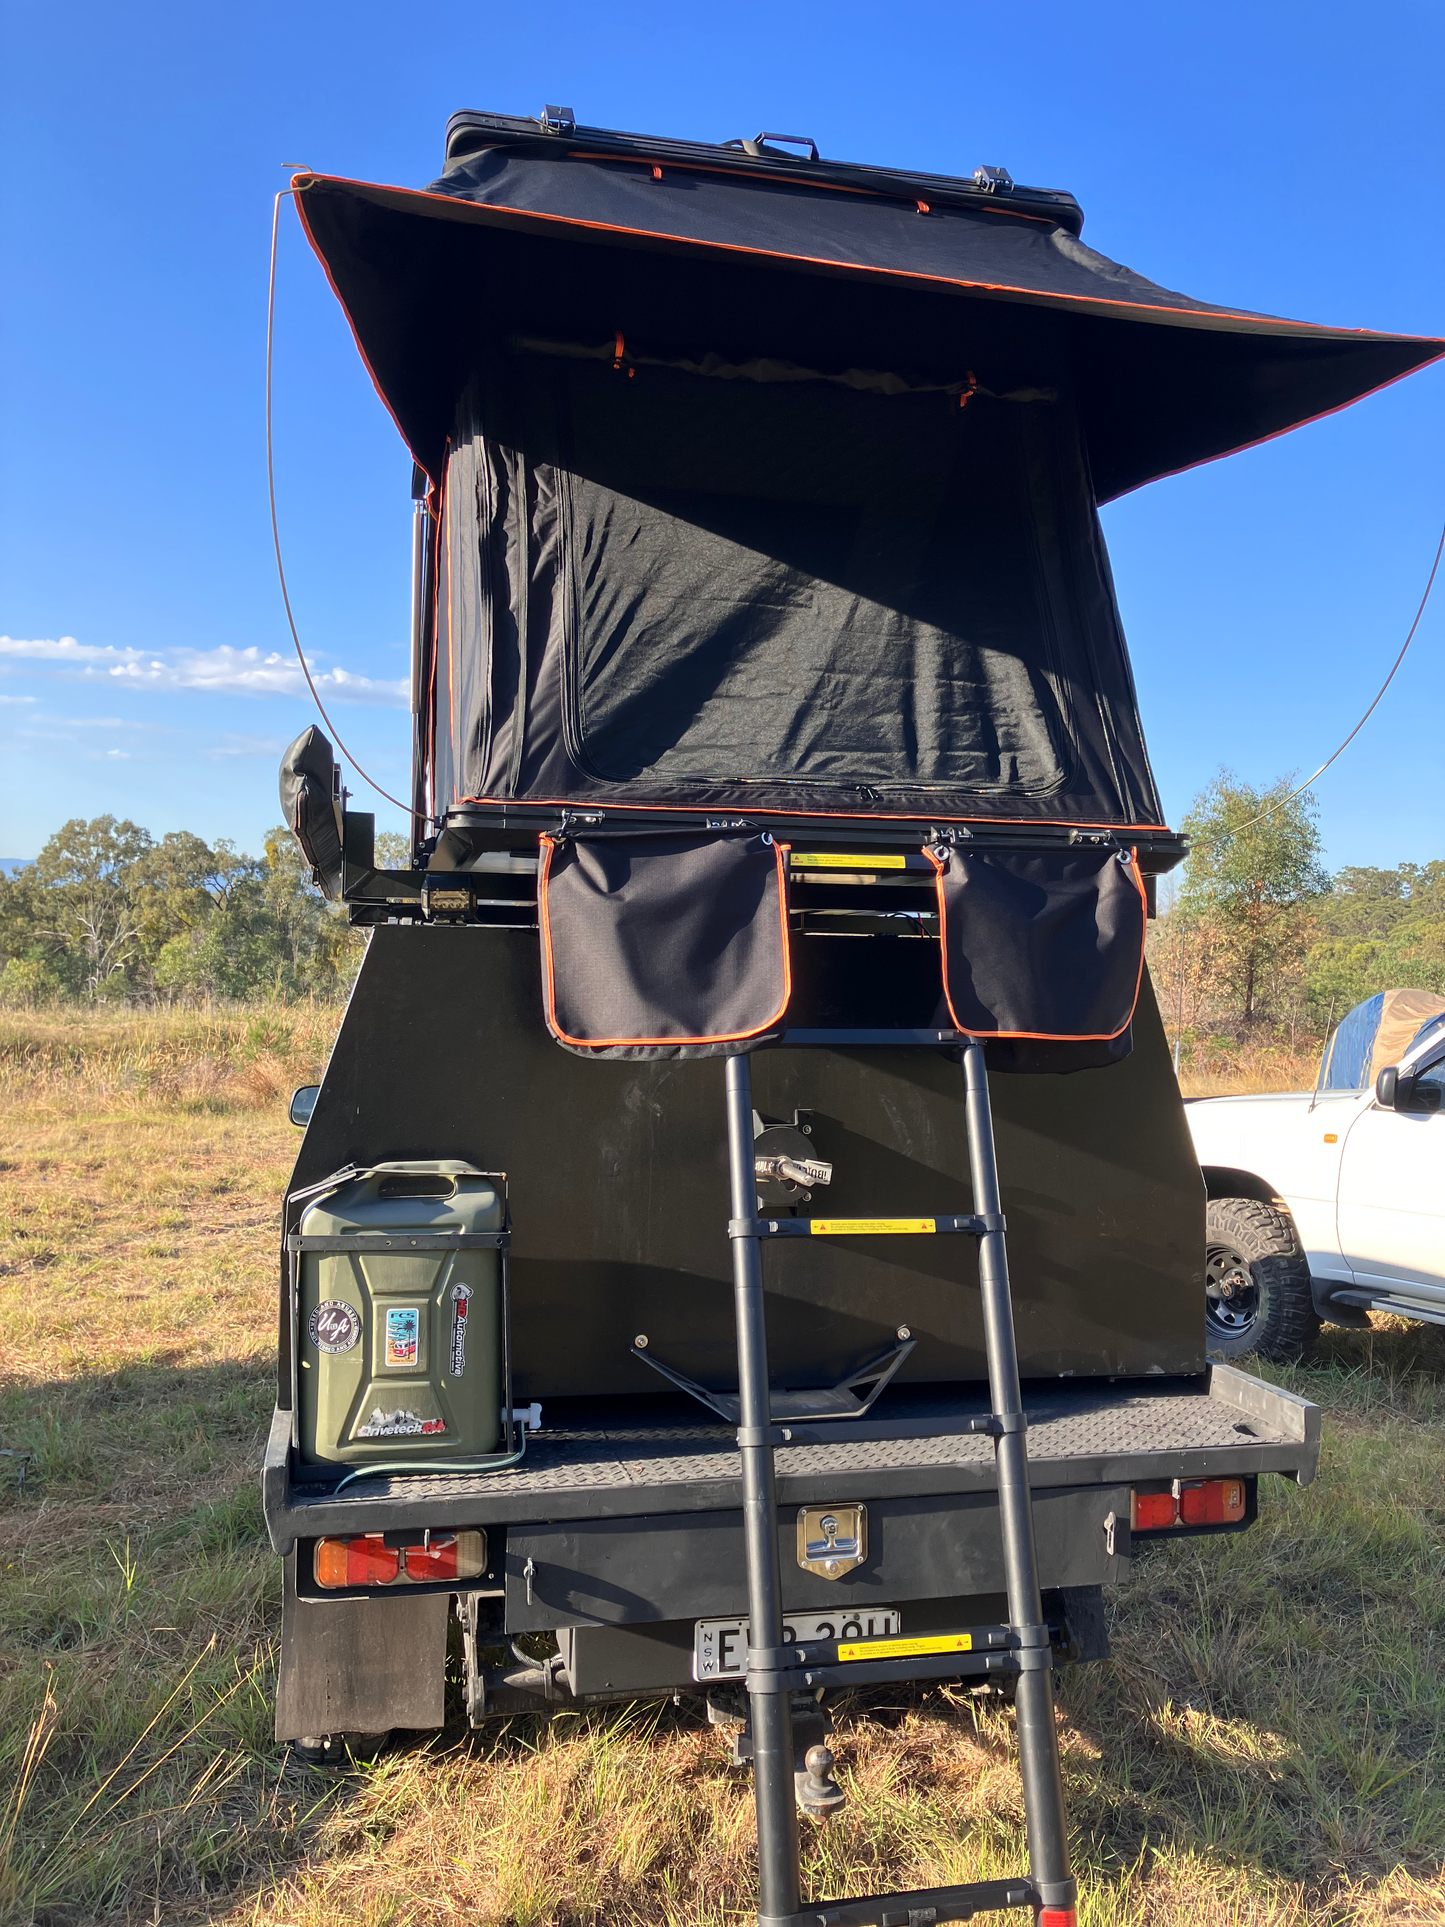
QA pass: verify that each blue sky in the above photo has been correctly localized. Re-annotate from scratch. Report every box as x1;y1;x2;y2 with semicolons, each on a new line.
2;1;1442;868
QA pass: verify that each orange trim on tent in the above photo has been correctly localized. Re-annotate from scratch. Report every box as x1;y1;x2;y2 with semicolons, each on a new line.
923;845;1149;1041
537;834;794;1049
291;182;436;482
425;479;442;821
444;469;457;804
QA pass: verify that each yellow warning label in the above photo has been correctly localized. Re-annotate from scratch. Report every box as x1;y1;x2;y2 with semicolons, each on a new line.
808;1218;936;1236
837;1632;974;1662
791;852;908;870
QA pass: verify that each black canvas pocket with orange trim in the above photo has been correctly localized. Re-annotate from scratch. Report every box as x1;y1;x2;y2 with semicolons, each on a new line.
538;830;792;1059
925;845;1146;1045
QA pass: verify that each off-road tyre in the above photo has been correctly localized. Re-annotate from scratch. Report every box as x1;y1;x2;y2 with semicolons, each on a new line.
1205;1197;1319;1363
291;1731;390;1770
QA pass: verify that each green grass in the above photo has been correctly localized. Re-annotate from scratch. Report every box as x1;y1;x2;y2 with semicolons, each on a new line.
0;1019;1442;1924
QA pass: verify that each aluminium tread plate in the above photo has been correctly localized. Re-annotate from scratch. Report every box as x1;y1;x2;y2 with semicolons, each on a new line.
265;1379;1315;1550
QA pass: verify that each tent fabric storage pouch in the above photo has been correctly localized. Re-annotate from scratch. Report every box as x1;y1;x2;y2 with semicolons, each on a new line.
537;830;791;1059
927;845;1147;1043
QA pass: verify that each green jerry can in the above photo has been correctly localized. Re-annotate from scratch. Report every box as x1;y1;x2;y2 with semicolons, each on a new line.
295;1161;506;1467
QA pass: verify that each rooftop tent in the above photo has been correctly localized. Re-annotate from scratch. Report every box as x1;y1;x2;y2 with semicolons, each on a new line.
1322;988;1445;1091
292;114;1442;833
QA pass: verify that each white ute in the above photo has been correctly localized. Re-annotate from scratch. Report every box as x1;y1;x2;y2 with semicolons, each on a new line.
1185;990;1445;1359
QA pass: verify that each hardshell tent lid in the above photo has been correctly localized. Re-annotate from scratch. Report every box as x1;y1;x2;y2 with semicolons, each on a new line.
292;112;1442;833
1322;988;1445;1091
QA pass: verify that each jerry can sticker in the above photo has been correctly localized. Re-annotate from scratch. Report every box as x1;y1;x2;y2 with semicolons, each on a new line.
357;1406;446;1438
308;1301;361;1354
385;1306;420;1368
449;1282;472;1378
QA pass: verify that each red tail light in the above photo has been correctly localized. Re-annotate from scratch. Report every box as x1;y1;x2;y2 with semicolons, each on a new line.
1180;1479;1246;1526
314;1529;487;1589
1131;1479;1246;1533
1132;1490;1178;1531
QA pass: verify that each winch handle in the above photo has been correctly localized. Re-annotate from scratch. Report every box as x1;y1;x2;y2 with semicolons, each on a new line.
723;132;819;161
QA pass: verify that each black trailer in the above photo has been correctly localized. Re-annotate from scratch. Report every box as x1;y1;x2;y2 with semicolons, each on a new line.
264;109;1441;1927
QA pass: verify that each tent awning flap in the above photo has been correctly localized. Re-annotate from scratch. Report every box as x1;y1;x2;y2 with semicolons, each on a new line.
294;158;1442;502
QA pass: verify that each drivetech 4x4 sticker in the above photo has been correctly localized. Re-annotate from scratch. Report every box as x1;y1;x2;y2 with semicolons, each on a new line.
356;1407;446;1438
308;1301;361;1354
449;1281;472;1378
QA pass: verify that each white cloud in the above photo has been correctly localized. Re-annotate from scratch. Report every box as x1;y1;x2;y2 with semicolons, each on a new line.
0;636;408;708
208;733;288;758
0;693;38;704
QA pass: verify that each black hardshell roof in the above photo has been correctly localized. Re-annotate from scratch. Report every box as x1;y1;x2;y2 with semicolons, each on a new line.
443;110;1091;233
294;110;1443;502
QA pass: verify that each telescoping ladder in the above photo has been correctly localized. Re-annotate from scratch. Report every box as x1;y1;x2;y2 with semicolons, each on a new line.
724;1042;1077;1927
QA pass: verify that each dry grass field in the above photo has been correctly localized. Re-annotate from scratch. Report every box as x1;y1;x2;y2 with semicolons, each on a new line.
1;1009;1442;1925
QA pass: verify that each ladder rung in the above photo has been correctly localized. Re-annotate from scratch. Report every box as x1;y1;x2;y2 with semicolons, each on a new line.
728;1213;1004;1240
756;1649;1019;1692
759;1874;1037;1926
745;1621;1055;1694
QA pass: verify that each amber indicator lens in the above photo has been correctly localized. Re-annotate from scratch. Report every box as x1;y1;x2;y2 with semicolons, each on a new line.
314;1529;487;1589
1130;1480;1246;1533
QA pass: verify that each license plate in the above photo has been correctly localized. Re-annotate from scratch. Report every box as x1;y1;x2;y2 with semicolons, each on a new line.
693;1607;902;1681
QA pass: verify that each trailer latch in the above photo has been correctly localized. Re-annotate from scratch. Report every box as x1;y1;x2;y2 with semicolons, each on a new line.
1103;1510;1134;1557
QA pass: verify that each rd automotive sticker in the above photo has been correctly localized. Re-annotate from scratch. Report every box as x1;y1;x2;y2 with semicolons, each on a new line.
308;1301;361;1354
449;1281;472;1378
385;1306;420;1368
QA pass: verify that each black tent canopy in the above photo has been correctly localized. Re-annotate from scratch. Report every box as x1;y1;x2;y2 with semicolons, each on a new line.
294;112;1442;835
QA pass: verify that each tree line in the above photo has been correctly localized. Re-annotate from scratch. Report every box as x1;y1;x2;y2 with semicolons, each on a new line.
0;817;406;1006
1;783;1440;1019
1150;772;1445;1044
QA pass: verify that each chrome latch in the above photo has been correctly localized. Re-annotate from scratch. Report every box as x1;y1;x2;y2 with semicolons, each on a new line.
797;1504;867;1579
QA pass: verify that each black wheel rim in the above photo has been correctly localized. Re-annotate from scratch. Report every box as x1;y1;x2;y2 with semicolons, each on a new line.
1205;1239;1265;1341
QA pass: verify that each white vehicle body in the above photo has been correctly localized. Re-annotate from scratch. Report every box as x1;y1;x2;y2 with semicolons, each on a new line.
1186;1027;1445;1327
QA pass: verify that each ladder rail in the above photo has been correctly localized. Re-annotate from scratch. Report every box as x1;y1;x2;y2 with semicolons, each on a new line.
726;1053;802;1924
726;1042;1076;1927
962;1040;1076;1920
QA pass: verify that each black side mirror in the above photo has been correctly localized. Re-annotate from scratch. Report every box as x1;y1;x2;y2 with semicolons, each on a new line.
289;1085;320;1127
1375;1065;1423;1111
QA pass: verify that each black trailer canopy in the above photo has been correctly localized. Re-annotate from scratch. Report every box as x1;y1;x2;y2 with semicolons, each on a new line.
294;114;1442;831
